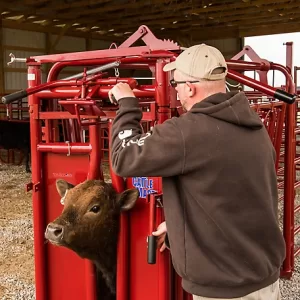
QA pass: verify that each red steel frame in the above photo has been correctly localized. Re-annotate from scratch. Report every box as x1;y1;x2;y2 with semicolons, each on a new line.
2;25;298;300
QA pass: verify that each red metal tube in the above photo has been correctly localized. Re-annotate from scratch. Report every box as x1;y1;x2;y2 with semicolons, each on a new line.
37;143;92;153
28;64;47;300
108;120;129;300
31;46;163;64
226;60;270;71
85;124;102;300
155;60;170;124
295;225;300;236
18;78;138;101
87;124;103;180
149;195;156;236
156;202;171;300
37;86;155;99
227;70;280;97
276;60;296;277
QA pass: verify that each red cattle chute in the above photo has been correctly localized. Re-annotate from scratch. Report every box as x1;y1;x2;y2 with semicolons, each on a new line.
2;25;298;300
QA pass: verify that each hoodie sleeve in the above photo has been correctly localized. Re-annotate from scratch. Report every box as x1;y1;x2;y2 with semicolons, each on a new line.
110;97;185;177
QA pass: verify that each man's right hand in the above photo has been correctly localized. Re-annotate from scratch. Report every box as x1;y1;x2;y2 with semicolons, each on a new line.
152;221;167;252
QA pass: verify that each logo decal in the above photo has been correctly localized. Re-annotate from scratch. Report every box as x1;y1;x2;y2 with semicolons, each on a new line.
132;177;157;199
118;129;133;140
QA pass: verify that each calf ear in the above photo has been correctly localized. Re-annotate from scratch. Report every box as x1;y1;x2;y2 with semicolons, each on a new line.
117;188;139;211
56;179;75;198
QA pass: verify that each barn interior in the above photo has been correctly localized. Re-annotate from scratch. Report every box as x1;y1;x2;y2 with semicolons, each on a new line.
0;0;300;299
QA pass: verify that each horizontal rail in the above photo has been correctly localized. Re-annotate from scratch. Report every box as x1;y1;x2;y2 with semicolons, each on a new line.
37;143;92;154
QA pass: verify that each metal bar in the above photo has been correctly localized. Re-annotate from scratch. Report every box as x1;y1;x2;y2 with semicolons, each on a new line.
30;46;155;63
156;60;170;124
227;69;291;101
36;86;155;99
63;61;121;80
226;60;270;71
281;57;296;277
37;143;92;153
37;110;156;122
85;123;102;300
28;64;47;300
108;120;129;300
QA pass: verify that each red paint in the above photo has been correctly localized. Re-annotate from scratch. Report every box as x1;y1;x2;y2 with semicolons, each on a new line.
28;64;47;300
108;120;129;300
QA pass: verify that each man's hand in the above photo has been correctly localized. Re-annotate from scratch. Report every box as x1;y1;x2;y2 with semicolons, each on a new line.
108;82;135;104
152;221;167;252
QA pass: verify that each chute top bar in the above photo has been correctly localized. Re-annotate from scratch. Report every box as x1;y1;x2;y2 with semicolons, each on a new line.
1;24;297;106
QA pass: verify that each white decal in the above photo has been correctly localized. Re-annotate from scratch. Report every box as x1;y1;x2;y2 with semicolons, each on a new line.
28;74;35;81
118;129;133;140
122;132;152;148
60;189;69;205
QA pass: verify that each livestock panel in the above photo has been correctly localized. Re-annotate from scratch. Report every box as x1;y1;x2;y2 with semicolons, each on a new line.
2;25;297;300
126;176;172;300
43;153;91;300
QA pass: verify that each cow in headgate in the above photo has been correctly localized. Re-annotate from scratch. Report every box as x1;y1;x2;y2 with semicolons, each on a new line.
0;120;31;173
44;179;139;299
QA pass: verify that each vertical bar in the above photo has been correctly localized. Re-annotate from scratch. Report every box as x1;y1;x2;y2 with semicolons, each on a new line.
88;124;103;180
155;59;170;124
285;42;293;74
147;195;157;264
155;60;172;300
108;120;129;300
282;42;296;277
85;123;103;300
157;205;172;300
28;64;46;300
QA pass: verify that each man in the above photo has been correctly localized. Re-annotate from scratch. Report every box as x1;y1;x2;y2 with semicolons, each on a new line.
108;44;285;300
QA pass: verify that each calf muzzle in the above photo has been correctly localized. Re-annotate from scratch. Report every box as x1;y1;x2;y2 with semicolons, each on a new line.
45;223;64;243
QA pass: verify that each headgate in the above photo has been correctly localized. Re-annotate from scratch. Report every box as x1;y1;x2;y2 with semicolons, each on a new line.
1;25;298;300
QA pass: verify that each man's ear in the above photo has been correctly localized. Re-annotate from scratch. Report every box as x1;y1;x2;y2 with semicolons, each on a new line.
116;188;139;211
186;82;196;97
56;179;75;198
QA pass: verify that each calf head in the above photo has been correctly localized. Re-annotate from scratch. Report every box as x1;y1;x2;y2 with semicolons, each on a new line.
45;179;139;294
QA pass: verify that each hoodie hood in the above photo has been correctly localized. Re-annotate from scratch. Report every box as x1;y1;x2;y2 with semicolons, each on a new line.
189;91;263;130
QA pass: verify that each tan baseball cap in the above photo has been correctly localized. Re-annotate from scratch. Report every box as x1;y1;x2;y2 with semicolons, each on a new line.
163;44;228;81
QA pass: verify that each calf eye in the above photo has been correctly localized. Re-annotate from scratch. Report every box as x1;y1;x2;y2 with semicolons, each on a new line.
90;205;100;213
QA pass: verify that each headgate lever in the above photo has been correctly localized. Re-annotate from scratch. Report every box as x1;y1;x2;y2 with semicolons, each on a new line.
7;53;27;66
63;60;121;80
147;193;163;264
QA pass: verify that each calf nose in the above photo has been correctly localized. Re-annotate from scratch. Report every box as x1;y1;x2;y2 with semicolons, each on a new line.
45;223;64;241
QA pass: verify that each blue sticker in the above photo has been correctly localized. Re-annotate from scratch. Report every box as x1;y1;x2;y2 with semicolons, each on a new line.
132;177;157;199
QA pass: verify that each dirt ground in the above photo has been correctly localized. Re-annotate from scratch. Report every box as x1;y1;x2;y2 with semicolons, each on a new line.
0;161;299;300
0;164;34;299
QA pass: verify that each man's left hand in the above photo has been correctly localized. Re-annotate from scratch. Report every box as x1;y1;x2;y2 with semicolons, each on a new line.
108;82;135;104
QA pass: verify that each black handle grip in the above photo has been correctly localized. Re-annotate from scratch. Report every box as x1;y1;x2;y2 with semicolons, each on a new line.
274;89;297;104
2;90;28;105
147;235;157;264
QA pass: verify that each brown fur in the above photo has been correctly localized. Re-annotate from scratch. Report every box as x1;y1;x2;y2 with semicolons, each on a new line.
45;179;139;299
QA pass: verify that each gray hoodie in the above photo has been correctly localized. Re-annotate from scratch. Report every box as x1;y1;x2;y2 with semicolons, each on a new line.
110;91;286;298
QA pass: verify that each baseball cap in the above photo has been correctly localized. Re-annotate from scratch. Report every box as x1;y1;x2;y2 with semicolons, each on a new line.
163;44;228;81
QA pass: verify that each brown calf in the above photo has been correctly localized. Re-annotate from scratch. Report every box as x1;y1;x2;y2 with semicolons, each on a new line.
45;179;139;298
